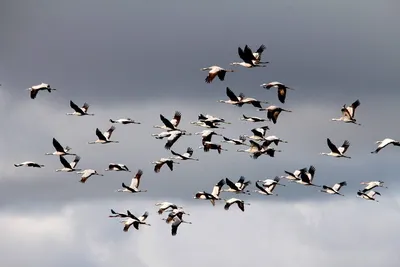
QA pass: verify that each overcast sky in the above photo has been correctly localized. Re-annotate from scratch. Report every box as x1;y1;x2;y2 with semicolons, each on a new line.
1;0;400;266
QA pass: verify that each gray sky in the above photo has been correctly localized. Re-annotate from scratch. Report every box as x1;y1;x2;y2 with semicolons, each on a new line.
1;0;400;266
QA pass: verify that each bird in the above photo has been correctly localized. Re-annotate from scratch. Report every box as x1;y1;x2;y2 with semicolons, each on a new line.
293;166;320;187
238;94;269;108
45;138;76;156
116;169;147;193
55;155;81;172
194;179;226;206
331;99;361;125
168;214;192;236
151;158;180;173
246;44;268;64
259;105;292;124
88;126;119;144
230;46;268;68
253;181;279;196
190;120;224;129
250;146;281;159
155;202;183;215
201;66;234;83
222;177;251;195
360;181;388;192
26;83;56;99
240;114;266;122
66;100;94;116
237;140;264;155
14;161;44;168
198;114;230;124
194;130;222;145
109;118;141;124
153;112;182;131
76;169;104;183
281;167;309;182
109;209;130;218
320;138;351;158
162;130;190;150
261;82;294;104
121;211;151;232
257;176;286;187
218;87;245;106
371;138;400;154
223;198;250;212
243;126;270;141
357;190;381;202
199;142;227;154
170;147;199;161
262;136;288;147
320;181;347;196
162;209;190;224
221;135;247;146
105;163;131;172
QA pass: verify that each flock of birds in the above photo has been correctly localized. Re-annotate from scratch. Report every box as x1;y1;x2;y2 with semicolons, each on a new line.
11;44;399;236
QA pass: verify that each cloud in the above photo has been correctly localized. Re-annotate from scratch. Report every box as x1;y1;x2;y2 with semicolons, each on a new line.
1;197;400;267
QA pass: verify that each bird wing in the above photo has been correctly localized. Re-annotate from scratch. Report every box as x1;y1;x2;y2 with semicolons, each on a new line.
70;156;81;169
166;160;174;171
367;190;379;198
217;70;227;81
327;138;341;154
81;103;90;113
362;183;377;192
171;150;184;158
338;140;350;154
226;87;240;102
251;128;263;137
103;126;116;140
70;100;84;114
256;44;266;55
211;179;225;197
237;201;245;212
52;138;65;152
95;128;107;141
30;89;39;99
308;166;316;181
237;176;245;185
249;140;262;151
347;99;360;118
154;162;163;173
139;211;149;222
205;72;217;83
185;147;194;157
225;178;241;191
171;217;181;236
255;181;268;194
160;114;176;130
238;47;249;62
243;45;257;62
277;87;286;104
170;111;182;127
130;169;143;188
332;181;347;191
59;156;72;169
165;131;182;150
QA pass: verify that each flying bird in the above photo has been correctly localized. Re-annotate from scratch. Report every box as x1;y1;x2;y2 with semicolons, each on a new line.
116;169;147;193
293;166;320;187
194;130;222;145
88;126;119;144
66;100;94;116
253;181;279;196
154;112;182;131
230;46;268;68
168;214;192;236
243;126;270;141
151;158;180;173
155;202;184;215
110;118;141;124
240;114;266;122
190;120;224;129
261;82;294;104
259;105;292;124
120;211;151;232
14;161;44;168
246;44;268;64
76;169;104;183
45;138;75;156
218;87;245;106
360;181;387;192
320;138;351;159
371;138;400;154
221;135;247;146
109;209;130;218
223;198;250;212
162;209;190;224
198;114;229;124
257;176;286;187
357;190;381;202
222;177;251;195
105;163;130;172
26;83;56;99
201;66;234;83
55;155;81;172
262;136;288;147
331;99;361;125
194;179;225;206
163;130;190;150
281;167;309;181
199;142;227;154
320;181;347;196
170;147;199;161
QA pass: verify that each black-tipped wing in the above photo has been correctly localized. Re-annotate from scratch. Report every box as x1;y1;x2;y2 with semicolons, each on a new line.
160;114;176;130
95;128;107;141
59;155;72;169
256;44;266;54
327;138;341;154
338;140;350;154
226;87;239;102
52;138;65;152
225;178;241;191
70;100;84;114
